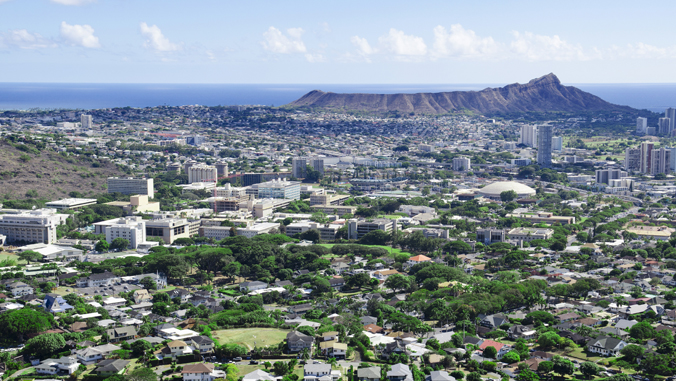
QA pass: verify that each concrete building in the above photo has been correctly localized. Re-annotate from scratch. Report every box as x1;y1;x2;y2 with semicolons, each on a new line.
292;157;324;179
310;193;349;206
207;197;241;213
511;158;532;166
312;205;357;215
624;148;641;172
214;184;248;200
666;108;676;133
146;218;194;244
452;156;471;172
167;162;182;173
552;136;563;152
237;223;279;238
285;221;341;241
537;125;553;168
659;118;672;136
107;177;154;199
519;125;538;147
188;164;217;184
185;135;205;146
103;217;146;249
45;198;97;210
636;117;647;135
257;179;301;200
419;144;434;152
476;229;506;245
640;142;655;174
81;114;93;129
0;209;67;244
506;227;554;241
17;243;83;262
105;195;160;215
215;161;229;178
506;212;575;225
595;169;627;185
347;218;395;240
200;226;235;241
651;147;671;175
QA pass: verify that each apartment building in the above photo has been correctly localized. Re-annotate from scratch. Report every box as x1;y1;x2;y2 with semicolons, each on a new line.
0;209;68;244
292;157;324;178
107;177;154;198
188;164;217;184
100;217;146;249
452;156;471;172
595;169;627;185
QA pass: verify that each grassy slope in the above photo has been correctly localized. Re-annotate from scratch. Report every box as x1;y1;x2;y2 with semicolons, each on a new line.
212;328;290;350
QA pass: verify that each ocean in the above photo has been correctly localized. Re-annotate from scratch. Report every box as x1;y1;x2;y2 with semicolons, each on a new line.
1;82;676;112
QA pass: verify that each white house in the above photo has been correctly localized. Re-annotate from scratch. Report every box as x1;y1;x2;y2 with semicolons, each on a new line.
181;363;225;381
587;336;627;356
35;356;79;375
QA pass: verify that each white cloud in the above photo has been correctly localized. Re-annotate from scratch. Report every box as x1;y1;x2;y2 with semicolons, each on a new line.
432;24;499;59
320;22;331;34
0;29;56;49
50;0;95;5
378;28;427;56
262;26;306;54
60;21;100;48
351;35;374;55
140;22;180;52
510;31;590;61
305;53;326;63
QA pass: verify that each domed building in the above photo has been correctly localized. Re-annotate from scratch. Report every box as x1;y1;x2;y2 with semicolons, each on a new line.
477;181;536;200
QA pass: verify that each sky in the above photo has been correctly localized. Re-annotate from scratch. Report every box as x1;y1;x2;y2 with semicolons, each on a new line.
2;0;676;84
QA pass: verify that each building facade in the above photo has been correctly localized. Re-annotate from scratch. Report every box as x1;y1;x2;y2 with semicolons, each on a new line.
188;165;218;184
452;157;471;172
537;125;553;168
0;209;66;244
257;179;301;200
107;177;154;198
519;125;538;147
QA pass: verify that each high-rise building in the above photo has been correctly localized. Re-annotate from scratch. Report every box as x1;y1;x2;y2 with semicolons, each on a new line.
519;125;538;147
537;125;553;168
80;114;92;129
215;161;229;178
0;209;67;244
640;142;655;174
651;147;671;175
104;217;146;249
186;136;205;146
551;136;563;152
452;156;471;172
595;169;627;184
107;177;154;199
624;148;641;172
666;108;676;133
292;157;324;178
659;118;671;136
183;160;197;174
187;164;217;184
257;179;301;200
636;117;648;134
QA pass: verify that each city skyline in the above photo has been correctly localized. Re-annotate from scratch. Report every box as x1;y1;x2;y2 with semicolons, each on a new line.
2;0;676;84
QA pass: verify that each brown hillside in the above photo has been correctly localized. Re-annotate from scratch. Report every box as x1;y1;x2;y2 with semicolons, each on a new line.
0;141;126;200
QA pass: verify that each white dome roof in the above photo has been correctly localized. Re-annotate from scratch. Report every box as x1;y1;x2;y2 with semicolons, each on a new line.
478;181;536;197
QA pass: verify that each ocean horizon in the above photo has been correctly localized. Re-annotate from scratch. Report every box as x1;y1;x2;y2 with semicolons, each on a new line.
2;82;676;112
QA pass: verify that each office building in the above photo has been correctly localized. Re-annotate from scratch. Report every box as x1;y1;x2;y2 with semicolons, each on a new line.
651;147;671;175
452;156;471;172
537;125;553;168
312;205;358;215
234;172;292;187
107;177;154;199
667;108;676;133
659;118;671;136
167;162;181;173
511;158;532;166
45;198;97;210
104;217;146;249
188;164;217;184
145;218;196;244
624;148;641;172
640;142;655;174
214;183;248;200
519;125;538;147
257;179;301;200
670;148;676;172
595;169;627;185
285;221;341;241
292;157;324;179
552;136;563;152
636;117;648;134
80;114;92;129
185;135;205;146
215;161;229;178
309;193;349;206
236;223;280;238
0;209;67;244
419;144;434;152
347;218;396;240
506;227;554;241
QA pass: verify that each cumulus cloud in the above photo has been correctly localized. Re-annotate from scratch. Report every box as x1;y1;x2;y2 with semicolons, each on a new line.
432;24;499;59
140;22;180;52
351;35;374;55
50;0;95;5
0;29;56;49
378;28;427;56
510;31;590;61
60;21;100;48
305;53;326;63
262;26;307;54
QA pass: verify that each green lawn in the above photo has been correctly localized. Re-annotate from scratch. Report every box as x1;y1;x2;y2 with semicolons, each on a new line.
0;253;25;265
319;244;412;258
213;328;291;350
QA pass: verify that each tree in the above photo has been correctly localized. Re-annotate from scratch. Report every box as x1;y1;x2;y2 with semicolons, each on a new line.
299;229;321;243
17;250;41;264
95;240;110;252
0;308;54;341
537;361;553;377
483;346;497;359
359;230;390;245
23;333;65;358
225;364;239;381
502;351;520;364
451;371;464;380
216;343;247;358
140;277;157;290
537;332;561;350
500;190;518;202
131;339;153;357
516;369;540;381
128;367;158;381
629;321;655;341
110;238;130;251
384;274;410;293
466;373;482;381
620;344;645;363
552;356;574;378
579;362;599;379
272;361;289;376
443;241;473;254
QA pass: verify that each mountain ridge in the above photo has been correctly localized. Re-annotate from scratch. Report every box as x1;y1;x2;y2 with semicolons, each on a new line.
287;74;633;114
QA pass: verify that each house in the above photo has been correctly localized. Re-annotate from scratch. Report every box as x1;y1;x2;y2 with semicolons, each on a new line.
287;331;314;352
387;364;413;381
168;288;192;303
407;255;431;267
7;281;34;297
364;324;384;334
480;313;508;329
304;363;332;381
361;316;378;325
182;363;226;381
35;356;79;375
558;330;587;345
425;371;456;381
133;289;153;304
374;269;400;280
531;351;555;361
479;340;511;359
599;327;629;339
77;272;120;287
240;281;268;292
507;325;537;340
95;359;130;376
243;370;277;381
587;336;627;356
288;303;314;315
329;277;345;290
322;331;338;342
155;340;193;360
575;318;601;327
382;340;408;359
76;344;123;365
71;322;88;333
102;297;126;308
358;367;381;381
557;312;580;323
43;294;74;313
324;342;347;359
615;319;638;330
190;336;215;354
105;326;137;343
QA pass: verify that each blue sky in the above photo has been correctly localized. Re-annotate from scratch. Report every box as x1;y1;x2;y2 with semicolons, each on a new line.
1;0;675;84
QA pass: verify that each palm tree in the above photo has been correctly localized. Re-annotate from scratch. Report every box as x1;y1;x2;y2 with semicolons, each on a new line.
301;348;310;361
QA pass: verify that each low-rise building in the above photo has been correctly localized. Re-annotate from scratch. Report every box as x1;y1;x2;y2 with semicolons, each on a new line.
347;218;396;240
182;363;226;381
506;227;554;241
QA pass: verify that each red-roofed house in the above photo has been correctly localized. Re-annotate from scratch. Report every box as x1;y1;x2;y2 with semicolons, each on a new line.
479;339;511;359
407;255;431;267
364;324;384;334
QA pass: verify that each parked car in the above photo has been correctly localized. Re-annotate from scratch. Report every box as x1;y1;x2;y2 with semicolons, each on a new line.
233;357;242;362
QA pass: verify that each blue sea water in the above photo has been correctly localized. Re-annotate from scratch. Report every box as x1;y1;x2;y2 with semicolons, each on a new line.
1;82;676;112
